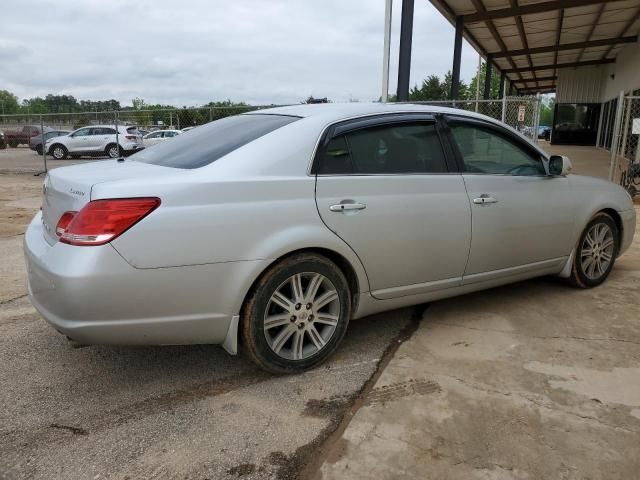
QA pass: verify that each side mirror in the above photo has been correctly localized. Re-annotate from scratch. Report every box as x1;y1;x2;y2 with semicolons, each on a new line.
548;155;572;176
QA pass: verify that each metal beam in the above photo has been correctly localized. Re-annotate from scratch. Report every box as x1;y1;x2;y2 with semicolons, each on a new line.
503;58;615;73
513;76;557;84
491;36;637;58
553;8;564;78
462;0;607;23
601;6;640;59
469;0;525;86
510;0;538;87
578;3;605;63
396;0;414;102
450;16;464;100
484;54;493;99
498;71;506;98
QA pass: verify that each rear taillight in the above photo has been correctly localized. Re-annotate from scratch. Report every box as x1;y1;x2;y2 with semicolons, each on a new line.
58;198;160;246
55;211;77;237
125;135;137;140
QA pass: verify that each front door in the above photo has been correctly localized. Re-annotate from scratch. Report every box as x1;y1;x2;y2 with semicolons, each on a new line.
67;127;92;152
445;118;574;280
314;116;471;299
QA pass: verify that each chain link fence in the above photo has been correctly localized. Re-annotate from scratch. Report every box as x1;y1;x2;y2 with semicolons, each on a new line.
611;95;640;198
0;104;277;141
404;96;542;142
0;105;282;173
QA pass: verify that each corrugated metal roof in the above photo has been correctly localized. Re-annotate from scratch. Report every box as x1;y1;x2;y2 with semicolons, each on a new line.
429;0;640;94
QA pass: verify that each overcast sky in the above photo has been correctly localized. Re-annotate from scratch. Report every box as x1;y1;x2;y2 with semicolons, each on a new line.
1;0;480;106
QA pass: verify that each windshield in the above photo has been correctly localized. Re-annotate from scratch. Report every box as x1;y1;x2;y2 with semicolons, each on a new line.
132;114;298;169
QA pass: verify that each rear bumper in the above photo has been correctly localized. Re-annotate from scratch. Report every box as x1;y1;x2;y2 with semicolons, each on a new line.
24;212;259;347
122;143;144;153
619;208;636;256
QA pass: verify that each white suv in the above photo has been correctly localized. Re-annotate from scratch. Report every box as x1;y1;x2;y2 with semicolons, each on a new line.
46;125;144;159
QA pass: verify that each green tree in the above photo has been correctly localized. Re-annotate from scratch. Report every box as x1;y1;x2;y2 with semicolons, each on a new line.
539;96;555;126
467;61;502;100
0;90;20;114
409;74;445;101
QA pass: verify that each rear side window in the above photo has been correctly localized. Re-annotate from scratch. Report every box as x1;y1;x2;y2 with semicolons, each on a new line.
318;122;447;175
133;114;298;169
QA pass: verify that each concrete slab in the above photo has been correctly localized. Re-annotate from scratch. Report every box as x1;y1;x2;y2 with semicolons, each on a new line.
318;207;640;480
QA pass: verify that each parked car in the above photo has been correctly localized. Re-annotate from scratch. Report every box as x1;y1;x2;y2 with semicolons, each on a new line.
30;130;71;155
538;125;551;140
5;125;51;147
143;129;182;147
0;129;6;149
25;103;636;374
45;125;143;159
181;126;196;132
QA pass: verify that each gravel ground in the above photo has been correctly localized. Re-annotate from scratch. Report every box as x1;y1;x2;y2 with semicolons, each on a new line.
0;146;97;174
0;167;415;480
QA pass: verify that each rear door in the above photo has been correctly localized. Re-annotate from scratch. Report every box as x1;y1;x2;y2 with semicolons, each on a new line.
444;116;573;281
314;114;471;299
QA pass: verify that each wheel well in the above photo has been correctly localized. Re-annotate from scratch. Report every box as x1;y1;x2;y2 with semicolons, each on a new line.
49;143;65;152
242;247;360;317
600;208;623;246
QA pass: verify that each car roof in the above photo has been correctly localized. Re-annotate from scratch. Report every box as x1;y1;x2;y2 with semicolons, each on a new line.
247;102;547;157
247;102;495;122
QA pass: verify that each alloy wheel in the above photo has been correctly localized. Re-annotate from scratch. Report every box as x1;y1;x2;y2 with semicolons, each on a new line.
580;222;614;280
108;146;120;158
53;147;65;159
263;272;340;361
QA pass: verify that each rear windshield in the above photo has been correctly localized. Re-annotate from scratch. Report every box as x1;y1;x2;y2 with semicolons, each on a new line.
132;114;298;169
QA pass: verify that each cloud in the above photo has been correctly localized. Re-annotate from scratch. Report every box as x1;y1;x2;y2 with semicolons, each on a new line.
1;0;479;106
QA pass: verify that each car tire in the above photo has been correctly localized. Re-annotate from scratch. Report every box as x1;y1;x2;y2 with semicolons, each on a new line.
569;212;619;288
106;144;121;159
241;252;352;374
0;141;7;150
35;144;43;156
9;141;18;148
51;144;68;160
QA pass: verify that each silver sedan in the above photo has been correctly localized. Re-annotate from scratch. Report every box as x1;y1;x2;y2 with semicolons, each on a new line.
24;103;636;373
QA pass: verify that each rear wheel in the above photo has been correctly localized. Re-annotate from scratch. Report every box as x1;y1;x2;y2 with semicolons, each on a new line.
569;213;619;288
106;144;121;158
35;144;43;155
241;253;351;374
9;141;18;148
51;144;68;160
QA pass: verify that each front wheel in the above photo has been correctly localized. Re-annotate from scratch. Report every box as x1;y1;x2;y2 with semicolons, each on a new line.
241;253;352;374
51;144;68;160
569;213;619;288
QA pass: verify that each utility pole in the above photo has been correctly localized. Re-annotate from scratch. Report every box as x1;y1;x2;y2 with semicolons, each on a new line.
381;0;393;102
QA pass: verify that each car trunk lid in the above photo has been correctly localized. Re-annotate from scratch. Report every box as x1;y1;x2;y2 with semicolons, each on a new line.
41;160;173;245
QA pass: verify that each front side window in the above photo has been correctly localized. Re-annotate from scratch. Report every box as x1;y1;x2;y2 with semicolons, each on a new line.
450;124;544;176
318;122;447;175
73;127;91;137
134;114;298;169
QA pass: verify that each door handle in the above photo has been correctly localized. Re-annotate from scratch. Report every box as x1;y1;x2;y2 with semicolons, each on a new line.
473;195;498;205
329;202;366;212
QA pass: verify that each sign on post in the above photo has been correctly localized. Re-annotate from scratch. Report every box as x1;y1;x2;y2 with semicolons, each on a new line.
632;118;640;135
517;105;526;122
